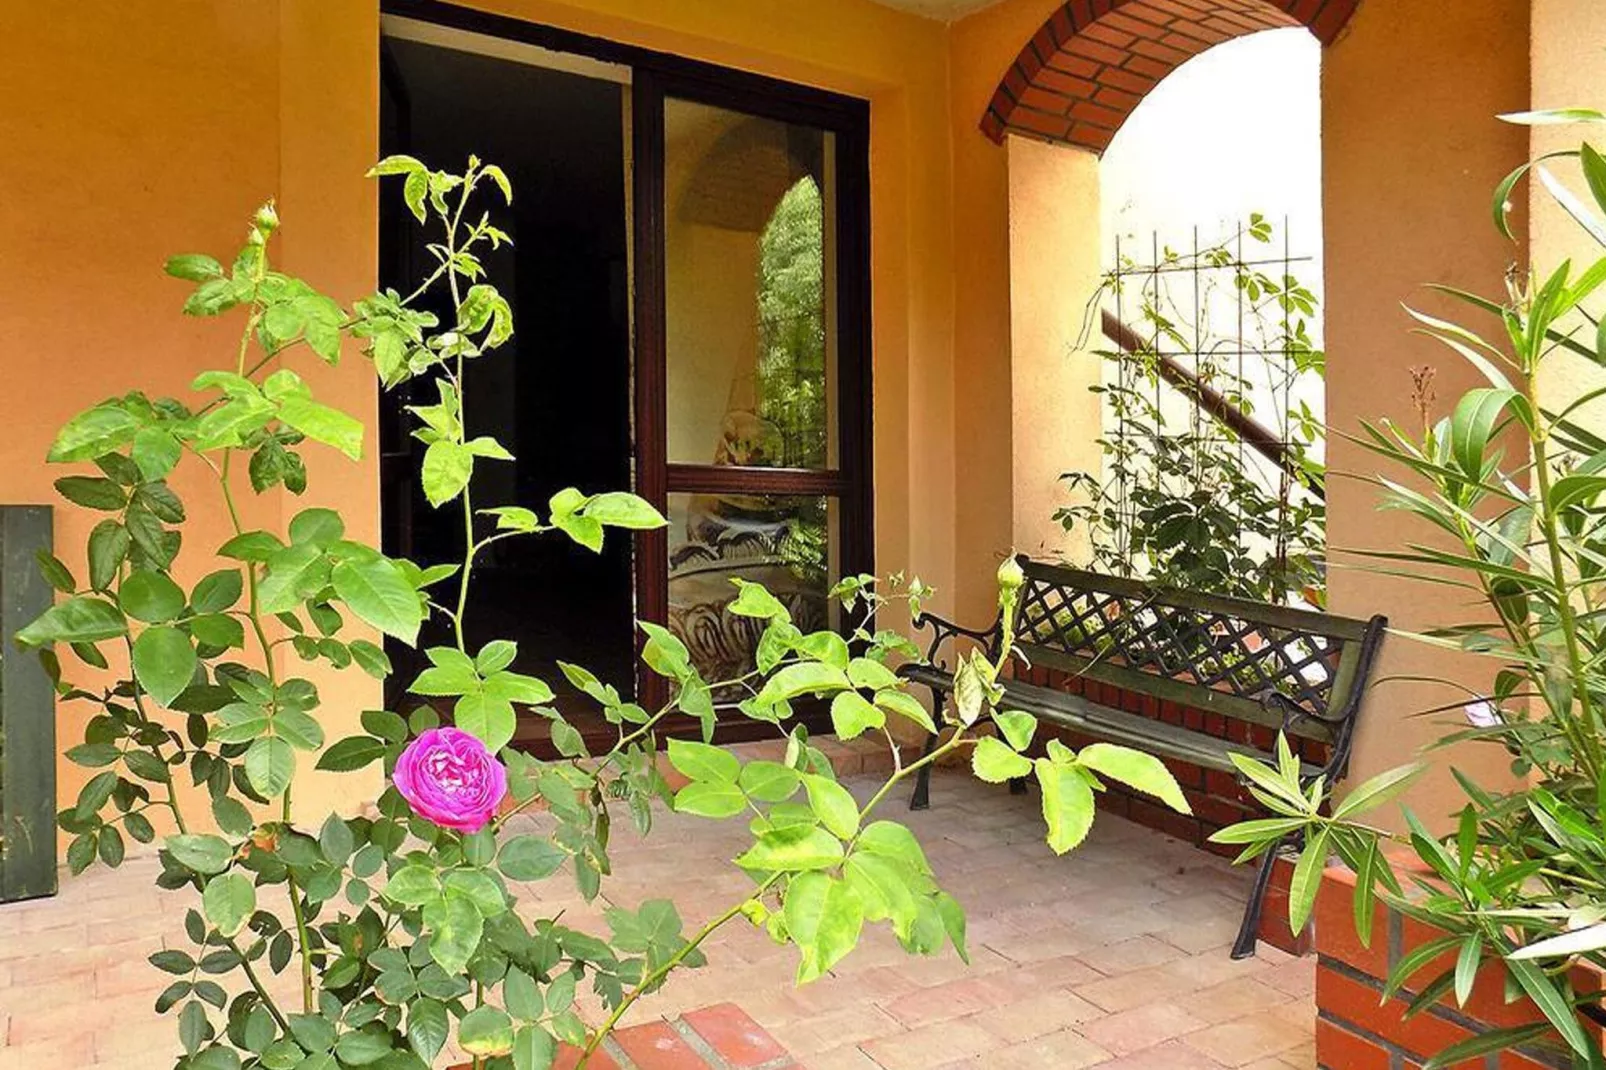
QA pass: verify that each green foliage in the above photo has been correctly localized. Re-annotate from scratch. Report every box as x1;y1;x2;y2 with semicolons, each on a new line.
1058;217;1326;606
18;154;1185;1069
1215;111;1606;1067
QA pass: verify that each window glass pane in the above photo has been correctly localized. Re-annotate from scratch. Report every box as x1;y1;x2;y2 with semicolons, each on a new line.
663;98;838;469
667;492;839;683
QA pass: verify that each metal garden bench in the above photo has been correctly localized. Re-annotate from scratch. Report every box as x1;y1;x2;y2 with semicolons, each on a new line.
900;557;1386;959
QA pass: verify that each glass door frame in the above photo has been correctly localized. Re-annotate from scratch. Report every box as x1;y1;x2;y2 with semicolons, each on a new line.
382;0;875;734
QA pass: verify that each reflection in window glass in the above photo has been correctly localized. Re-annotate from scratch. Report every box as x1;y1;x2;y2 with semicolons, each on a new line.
666;492;838;684
664;98;837;469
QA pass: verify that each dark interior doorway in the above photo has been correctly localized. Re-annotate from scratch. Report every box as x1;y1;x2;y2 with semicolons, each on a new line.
378;34;634;746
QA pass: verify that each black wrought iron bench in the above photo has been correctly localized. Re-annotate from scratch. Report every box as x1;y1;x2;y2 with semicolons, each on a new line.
901;557;1386;959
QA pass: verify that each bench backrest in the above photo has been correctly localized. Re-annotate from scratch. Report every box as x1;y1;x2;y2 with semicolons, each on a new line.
1013;558;1386;745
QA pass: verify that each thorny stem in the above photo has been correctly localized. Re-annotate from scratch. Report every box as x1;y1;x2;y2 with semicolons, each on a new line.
226;935;290;1031
216;246;316;1013
577;875;784;1069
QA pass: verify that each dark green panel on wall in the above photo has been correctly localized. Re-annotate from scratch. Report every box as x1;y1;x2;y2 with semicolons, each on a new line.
1;506;56;903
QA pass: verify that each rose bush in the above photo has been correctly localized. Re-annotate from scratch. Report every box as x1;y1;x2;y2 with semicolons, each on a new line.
19;156;1188;1069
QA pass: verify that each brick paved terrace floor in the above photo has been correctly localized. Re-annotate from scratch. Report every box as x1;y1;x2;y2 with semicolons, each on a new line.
0;765;1315;1070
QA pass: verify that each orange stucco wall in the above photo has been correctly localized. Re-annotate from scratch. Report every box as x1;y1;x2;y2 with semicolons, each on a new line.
0;2;382;832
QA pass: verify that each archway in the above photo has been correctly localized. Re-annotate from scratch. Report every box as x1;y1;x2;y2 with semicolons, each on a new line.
980;0;1360;152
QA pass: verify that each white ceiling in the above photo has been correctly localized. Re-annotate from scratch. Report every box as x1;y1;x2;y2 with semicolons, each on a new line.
868;0;1007;21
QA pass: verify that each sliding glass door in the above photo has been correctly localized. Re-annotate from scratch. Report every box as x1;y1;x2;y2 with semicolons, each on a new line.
381;4;872;745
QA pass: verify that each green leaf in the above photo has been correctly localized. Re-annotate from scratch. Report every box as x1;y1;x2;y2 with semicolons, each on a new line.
875;689;936;734
498;835;567;881
784;872;863;983
405;999;449;1064
1288;826;1330;935
331;557;422;644
830;691;884;740
667;738;739;784
729;580;789;620
582;491;666;529
120;569;186;623
512;1027;557;1070
132;427;182;481
1421;1023;1557;1070
674;781;747;819
202;873;256;937
802;774;860;839
48;405;138;462
288;508;344;548
190;569;244;614
31;549;72;591
245;736;295;798
739;761;801;803
993;710;1037;751
348;640;393;679
1507;956;1592;1055
166;253;225;281
16;595;127;646
316;736;387;772
218;531;284;562
1076;743;1190;813
424;891;484;975
166;834;234;875
755;662;851;705
332;1029;393;1066
421;440;474;508
639;621;692;680
454;691;516;753
1333;762;1428;820
211;796;253;837
735;825;844;872
55;475;128;510
972;736;1033;783
1035;757;1095;855
383;865;440;907
257;544;327;614
87;520;129;590
277;395;363;461
133;625;197;706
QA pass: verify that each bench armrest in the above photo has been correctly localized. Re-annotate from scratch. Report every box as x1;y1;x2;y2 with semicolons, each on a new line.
909;609;1004;668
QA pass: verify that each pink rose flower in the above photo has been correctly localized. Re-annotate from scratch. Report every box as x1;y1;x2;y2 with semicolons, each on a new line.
393;727;508;833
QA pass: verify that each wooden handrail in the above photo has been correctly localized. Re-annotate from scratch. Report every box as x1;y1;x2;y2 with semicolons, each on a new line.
1099;309;1325;500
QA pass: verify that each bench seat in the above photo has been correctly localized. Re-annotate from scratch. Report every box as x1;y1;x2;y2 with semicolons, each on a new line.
901;664;1321;778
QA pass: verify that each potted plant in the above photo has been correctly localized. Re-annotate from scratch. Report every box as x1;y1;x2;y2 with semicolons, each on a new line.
1218;108;1606;1069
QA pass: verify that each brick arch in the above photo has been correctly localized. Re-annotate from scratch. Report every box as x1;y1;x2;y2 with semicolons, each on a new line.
982;0;1359;153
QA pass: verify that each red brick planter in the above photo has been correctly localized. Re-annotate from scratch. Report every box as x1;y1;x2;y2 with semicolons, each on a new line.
455;1005;797;1070
1314;865;1602;1069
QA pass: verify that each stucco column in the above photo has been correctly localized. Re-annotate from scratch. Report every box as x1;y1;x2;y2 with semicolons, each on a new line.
1530;0;1606;420
1006;135;1103;562
1321;0;1531;825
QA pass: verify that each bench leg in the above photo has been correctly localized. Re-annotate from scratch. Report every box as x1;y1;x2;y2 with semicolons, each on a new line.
908;727;941;811
1231;844;1281;960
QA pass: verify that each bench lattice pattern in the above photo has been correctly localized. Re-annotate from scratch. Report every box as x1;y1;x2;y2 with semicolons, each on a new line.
1016;571;1341;723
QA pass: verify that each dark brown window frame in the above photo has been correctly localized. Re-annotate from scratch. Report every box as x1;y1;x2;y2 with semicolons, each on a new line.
381;1;875;734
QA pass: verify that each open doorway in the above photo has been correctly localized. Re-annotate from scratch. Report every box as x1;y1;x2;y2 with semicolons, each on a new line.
378;25;635;744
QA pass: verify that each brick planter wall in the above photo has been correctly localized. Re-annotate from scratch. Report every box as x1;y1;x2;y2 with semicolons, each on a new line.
1314;866;1600;1070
